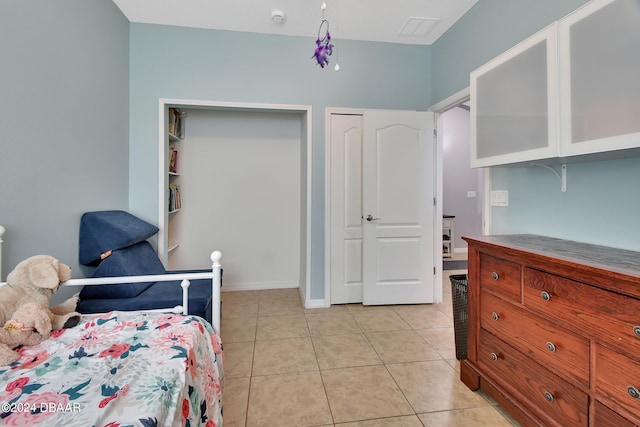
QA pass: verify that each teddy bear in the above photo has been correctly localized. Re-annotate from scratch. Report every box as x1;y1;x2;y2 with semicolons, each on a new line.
0;302;54;366
0;255;81;331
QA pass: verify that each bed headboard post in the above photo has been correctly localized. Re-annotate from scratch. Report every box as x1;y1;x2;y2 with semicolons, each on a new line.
210;250;222;334
0;225;5;280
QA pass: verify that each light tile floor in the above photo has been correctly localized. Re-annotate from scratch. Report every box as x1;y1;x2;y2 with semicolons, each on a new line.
220;267;520;427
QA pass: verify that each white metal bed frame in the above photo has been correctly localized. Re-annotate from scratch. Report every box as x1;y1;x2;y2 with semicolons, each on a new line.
0;225;222;333
0;225;5;282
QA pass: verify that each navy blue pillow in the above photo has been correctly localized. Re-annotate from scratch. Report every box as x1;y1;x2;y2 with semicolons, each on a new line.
79;241;166;299
79;210;159;266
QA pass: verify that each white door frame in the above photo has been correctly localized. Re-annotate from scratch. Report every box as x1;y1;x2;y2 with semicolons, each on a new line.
324;107;441;306
158;98;313;305
429;87;491;237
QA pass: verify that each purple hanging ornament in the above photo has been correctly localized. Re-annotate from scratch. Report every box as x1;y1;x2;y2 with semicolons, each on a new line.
312;2;334;68
313;23;334;68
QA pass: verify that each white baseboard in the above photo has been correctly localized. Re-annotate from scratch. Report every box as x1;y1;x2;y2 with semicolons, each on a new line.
304;298;330;309
222;281;299;292
220;281;329;309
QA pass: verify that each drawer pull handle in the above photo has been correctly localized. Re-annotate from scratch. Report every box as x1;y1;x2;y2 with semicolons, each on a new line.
544;391;555;402
634;326;640;339
490;352;499;361
491;312;500;321
541;291;551;301
491;272;499;280
546;342;556;352
628;386;640;399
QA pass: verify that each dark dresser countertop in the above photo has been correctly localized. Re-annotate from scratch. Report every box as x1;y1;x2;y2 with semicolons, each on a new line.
463;234;640;295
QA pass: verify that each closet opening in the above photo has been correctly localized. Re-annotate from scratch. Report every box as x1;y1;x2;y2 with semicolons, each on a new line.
158;99;312;302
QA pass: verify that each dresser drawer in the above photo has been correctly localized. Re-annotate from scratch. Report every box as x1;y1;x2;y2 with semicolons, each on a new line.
593;401;639;427
595;344;640;421
480;253;521;302
480;291;589;389
523;267;640;357
479;330;588;427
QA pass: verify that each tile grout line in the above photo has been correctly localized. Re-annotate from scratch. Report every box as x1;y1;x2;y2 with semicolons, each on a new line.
305;308;338;426
246;315;258;426
374;309;421;420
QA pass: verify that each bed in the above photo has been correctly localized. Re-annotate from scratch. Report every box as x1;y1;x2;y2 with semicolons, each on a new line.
0;227;224;427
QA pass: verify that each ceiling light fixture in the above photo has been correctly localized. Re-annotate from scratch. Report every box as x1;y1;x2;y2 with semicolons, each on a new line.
271;10;286;24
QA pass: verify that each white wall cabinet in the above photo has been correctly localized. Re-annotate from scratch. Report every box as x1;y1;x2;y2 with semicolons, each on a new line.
470;24;558;168
558;0;640;157
471;0;640;168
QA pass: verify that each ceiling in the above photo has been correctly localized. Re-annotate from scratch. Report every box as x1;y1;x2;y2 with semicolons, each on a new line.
111;0;478;45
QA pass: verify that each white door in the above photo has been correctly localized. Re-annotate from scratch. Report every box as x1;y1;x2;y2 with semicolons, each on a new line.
329;110;436;305
330;114;364;304
362;110;435;305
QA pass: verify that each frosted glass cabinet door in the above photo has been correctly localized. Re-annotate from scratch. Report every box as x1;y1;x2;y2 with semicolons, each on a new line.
559;0;640;156
471;24;558;168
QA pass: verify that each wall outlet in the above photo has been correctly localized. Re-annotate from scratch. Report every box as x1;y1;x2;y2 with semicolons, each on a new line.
467;191;477;198
490;190;509;207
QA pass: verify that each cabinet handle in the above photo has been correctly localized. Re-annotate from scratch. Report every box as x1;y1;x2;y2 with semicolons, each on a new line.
546;342;556;352
491;312;500;321
490;352;499;361
491;272;499;280
544;391;555;402
634;326;640;339
628;386;640;399
541;291;551;301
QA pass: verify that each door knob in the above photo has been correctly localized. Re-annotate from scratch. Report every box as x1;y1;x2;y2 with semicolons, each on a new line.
366;214;380;221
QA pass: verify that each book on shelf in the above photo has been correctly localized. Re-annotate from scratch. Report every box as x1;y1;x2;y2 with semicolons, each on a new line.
169;184;182;212
168;108;177;135
169;148;179;173
176;114;184;139
168;108;184;139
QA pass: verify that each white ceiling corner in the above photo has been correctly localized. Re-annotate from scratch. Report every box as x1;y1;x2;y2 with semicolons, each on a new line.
111;0;478;45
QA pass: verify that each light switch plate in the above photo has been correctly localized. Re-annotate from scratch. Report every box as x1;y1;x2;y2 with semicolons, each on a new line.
490;190;509;207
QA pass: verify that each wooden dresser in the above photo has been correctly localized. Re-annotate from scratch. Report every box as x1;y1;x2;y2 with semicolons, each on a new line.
461;234;640;427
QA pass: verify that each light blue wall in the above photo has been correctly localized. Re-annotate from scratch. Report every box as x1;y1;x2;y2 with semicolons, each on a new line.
432;0;640;251
7;0;629;302
0;0;130;280
431;0;588;105
129;24;431;299
490;157;640;250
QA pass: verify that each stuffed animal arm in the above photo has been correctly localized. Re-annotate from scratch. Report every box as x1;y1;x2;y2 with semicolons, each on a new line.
0;303;53;366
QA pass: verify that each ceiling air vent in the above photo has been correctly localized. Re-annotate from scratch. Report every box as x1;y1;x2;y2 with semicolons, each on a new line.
399;17;440;38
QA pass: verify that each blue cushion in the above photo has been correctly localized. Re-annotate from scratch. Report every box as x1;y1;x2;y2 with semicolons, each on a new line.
77;277;213;323
79;210;159;265
79;241;166;299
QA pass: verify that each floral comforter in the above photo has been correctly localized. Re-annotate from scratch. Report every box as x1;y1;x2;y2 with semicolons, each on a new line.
0;311;224;427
